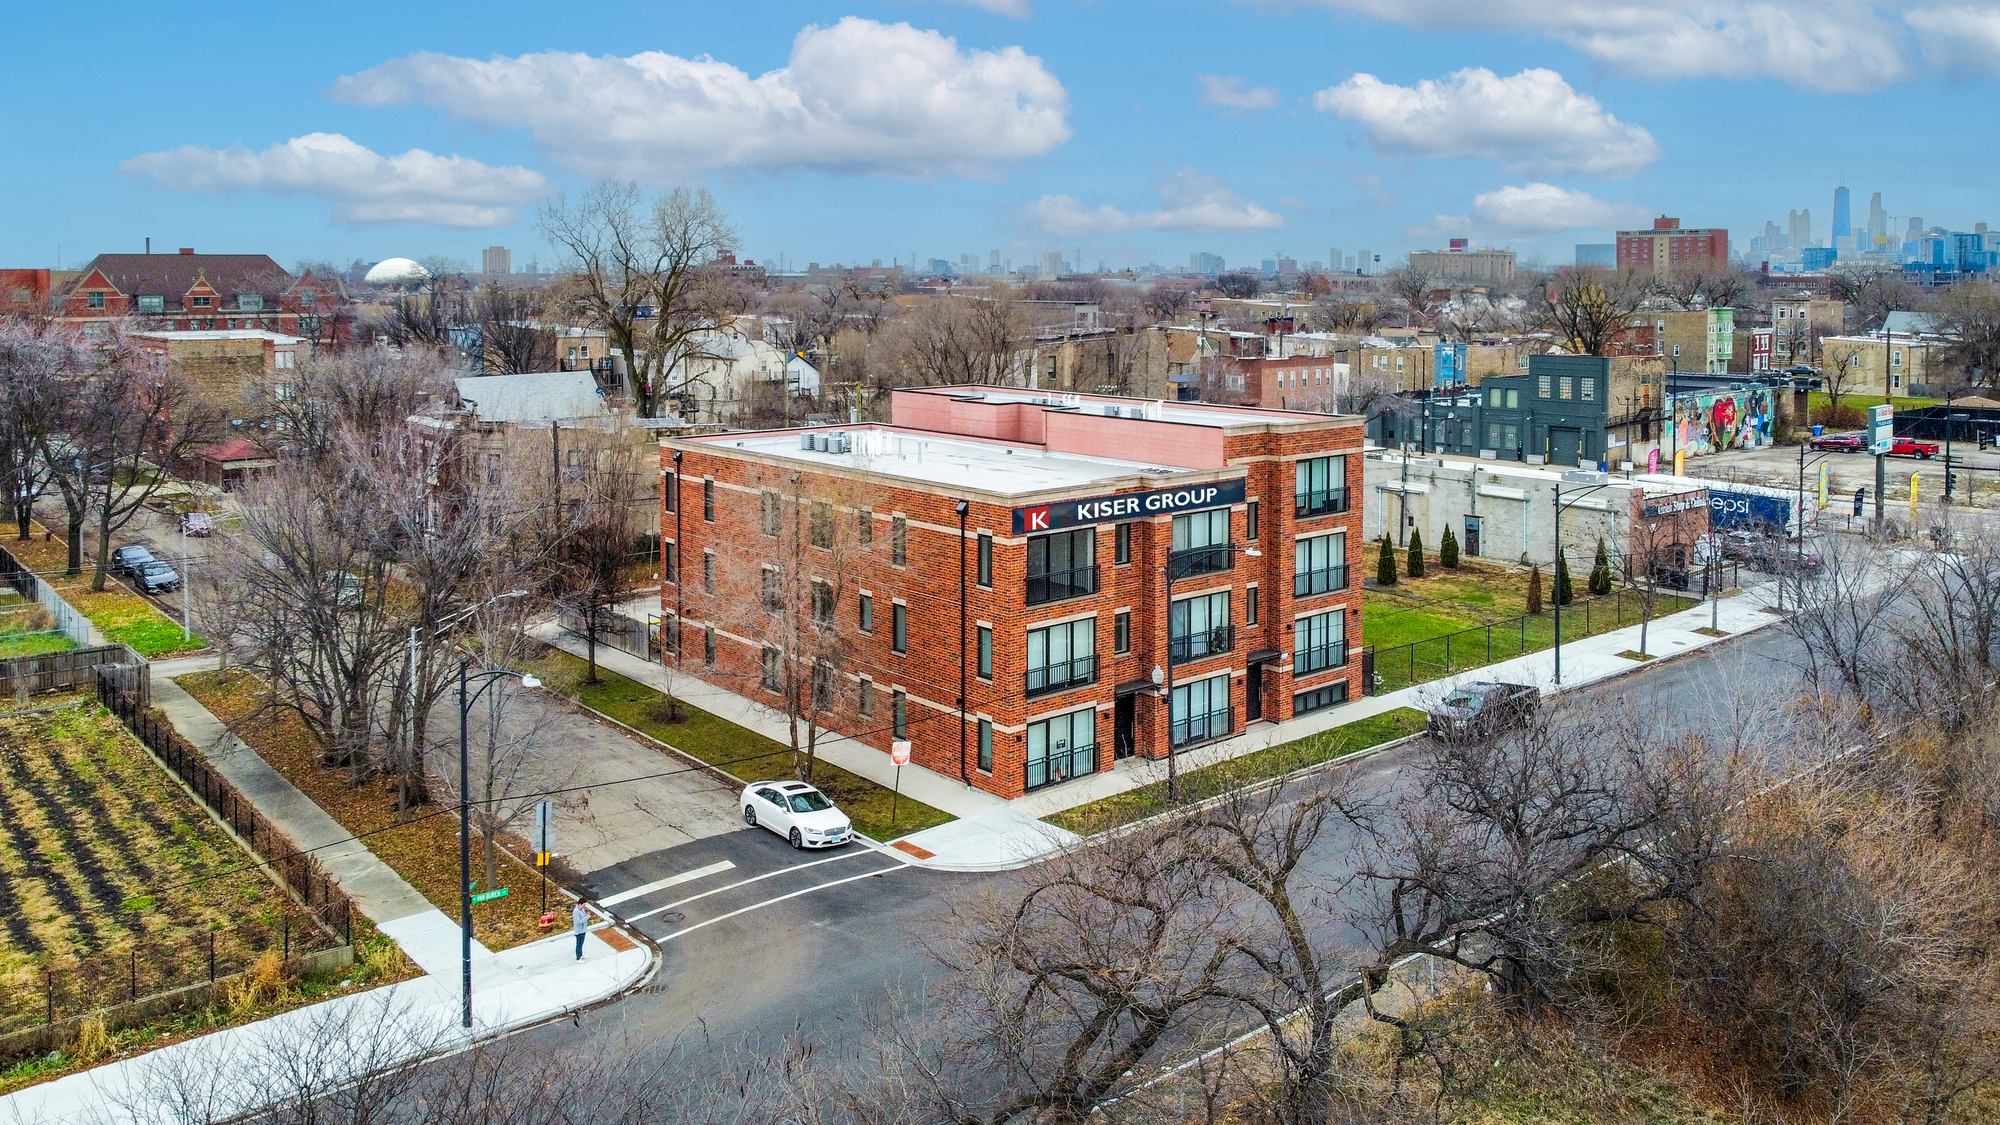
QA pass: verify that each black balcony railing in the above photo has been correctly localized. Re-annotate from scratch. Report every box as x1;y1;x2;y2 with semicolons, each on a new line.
1294;485;1352;519
1025;564;1101;606
1168;625;1235;665
1169;544;1235;578
1171;706;1235;747
1294;640;1349;676
1293;564;1350;598
1026;653;1098;697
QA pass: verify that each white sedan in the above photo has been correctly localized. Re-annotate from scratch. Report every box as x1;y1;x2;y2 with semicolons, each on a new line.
740;781;853;849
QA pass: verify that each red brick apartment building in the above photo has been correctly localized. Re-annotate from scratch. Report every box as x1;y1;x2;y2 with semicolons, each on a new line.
57;250;343;348
661;386;1365;801
1616;217;1730;281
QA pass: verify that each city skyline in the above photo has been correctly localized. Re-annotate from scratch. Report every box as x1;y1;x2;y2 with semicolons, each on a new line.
3;1;1997;272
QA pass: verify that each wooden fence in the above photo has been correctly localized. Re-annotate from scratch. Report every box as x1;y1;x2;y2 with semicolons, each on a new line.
0;644;145;701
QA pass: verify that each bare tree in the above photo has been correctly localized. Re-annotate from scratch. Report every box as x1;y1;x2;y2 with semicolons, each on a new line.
545;423;653;684
1143;282;1196;322
1826;263;1924;334
369;262;469;354
878;294;1021;388
473;282;557;374
254;348;453;461
1882;524;2000;729
1615;499;1706;658
0;321;72;539
1929;280;2000;386
1535;267;1649;357
1783;532;1900;707
1385;267;1440;325
538;181;739;417
1214;270;1262;300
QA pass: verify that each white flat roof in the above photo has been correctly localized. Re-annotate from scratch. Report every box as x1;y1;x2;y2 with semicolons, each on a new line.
135;329;304;343
701;427;1205;497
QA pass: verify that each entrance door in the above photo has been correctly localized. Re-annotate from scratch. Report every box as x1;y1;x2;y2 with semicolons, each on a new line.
1114;695;1136;758
1246;664;1264;722
1463;516;1482;558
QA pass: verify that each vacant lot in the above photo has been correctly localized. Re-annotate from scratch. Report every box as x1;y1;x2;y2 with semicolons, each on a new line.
4;526;205;658
1363;560;1545;650
0;594;71;659
181;670;552;950
0;703;320;1034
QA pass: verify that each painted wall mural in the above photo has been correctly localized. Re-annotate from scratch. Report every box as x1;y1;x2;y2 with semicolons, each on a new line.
1667;387;1773;456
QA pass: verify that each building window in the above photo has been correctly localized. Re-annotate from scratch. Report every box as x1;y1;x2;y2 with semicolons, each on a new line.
977;625;993;679
810;502;833;549
1026;618;1096;697
1170;509;1232;575
1026;708;1097;790
1507;389;1519;409
761;566;780;611
812;661;834;712
193;295;211;308
1114;522;1132;565
1114;609;1130;654
858;509;872;544
664;472;677;513
859;592;873;633
1293;609;1348;674
976;533;993;588
275;351;296;370
1245;500;1259;541
761;646;782;691
1293;680;1349;716
891;516;907;565
1580;377;1596;402
1026;528;1098;604
1169;673;1232;747
859;678;874;714
85;291;106;309
1488;423;1501;448
237;293;263;312
1246;586;1259;625
892;602;907;653
761;491;780;536
703;479;715;522
136;295;163;314
977;719;993;773
812;579;834;627
893;690;907;739
703;550;715;593
1294;533;1348;597
663;541;679;584
703;626;716;665
1294;457;1347;517
1169;591;1231;665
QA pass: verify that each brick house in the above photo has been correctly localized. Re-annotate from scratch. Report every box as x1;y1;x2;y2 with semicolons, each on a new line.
661;386;1366;801
58;249;345;350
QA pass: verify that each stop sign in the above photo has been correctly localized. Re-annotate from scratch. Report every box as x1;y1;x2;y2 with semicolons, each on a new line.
891;740;912;766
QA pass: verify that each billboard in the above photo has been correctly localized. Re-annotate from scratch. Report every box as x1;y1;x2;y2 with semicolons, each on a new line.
1707;485;1793;533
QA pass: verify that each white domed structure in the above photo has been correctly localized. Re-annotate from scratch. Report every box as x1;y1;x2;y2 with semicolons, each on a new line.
364;257;431;286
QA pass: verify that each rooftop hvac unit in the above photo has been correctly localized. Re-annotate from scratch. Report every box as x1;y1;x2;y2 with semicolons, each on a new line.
834;433;852;453
799;433;815;450
815;434;830;452
1105;405;1123;417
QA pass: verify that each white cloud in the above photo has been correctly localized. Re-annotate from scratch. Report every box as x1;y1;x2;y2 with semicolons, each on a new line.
1315;68;1660;179
944;0;1033;16
1291;1;1918;93
1026;169;1287;236
1411;183;1649;240
1907;6;2000;77
1197;74;1280;114
116;133;549;227
332;18;1071;181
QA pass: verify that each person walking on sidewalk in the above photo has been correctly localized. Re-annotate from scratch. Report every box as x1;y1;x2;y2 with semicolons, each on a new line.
572;902;590;960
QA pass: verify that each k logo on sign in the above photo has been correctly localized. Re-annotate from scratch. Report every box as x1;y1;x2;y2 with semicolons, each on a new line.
1024;506;1051;531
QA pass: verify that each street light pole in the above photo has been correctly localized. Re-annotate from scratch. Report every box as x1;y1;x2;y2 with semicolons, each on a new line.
1552;471;1613;685
456;657;541;1030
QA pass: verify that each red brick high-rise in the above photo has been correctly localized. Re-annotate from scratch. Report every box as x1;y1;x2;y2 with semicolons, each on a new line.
1617;216;1730;281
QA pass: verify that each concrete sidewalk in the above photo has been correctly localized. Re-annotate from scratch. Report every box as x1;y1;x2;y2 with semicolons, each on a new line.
558;584;1784;871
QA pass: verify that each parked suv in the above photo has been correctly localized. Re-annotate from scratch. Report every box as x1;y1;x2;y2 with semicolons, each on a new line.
111;545;156;577
1426;682;1539;742
1809;431;1866;453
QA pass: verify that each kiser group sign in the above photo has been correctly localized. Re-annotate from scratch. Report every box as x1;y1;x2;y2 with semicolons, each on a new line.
1013;479;1247;534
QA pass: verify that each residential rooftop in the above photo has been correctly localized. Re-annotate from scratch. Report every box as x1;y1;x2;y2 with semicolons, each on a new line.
903;385;1351;430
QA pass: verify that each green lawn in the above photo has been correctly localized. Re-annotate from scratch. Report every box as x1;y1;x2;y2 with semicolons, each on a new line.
0;631;74;658
1364;561;1550;650
528;646;954;841
1045;707;1427;835
1368;589;1695;694
1803;390;1942;430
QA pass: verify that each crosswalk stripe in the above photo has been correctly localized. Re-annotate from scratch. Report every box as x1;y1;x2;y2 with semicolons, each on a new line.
622;848;873;924
598;860;737;909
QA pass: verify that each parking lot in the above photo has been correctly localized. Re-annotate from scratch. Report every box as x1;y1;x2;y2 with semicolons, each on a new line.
1688;439;2000;518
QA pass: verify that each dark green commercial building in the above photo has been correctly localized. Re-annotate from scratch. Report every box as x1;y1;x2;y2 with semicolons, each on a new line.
1368;355;1613;468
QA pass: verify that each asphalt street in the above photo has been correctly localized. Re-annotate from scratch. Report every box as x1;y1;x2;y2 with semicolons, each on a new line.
517;616;1808;1071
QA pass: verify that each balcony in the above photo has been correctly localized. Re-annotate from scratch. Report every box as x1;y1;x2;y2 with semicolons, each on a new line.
1293;640;1349;676
1168;625;1234;666
1168;543;1235;578
1025;564;1100;606
1294;485;1352;519
1026;653;1098;698
1293;564;1350;598
1171;706;1234;748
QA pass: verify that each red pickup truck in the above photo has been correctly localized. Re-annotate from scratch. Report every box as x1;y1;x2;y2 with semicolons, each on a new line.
1890;436;1941;459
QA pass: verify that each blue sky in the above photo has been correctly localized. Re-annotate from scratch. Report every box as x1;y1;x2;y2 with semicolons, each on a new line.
4;0;1997;275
